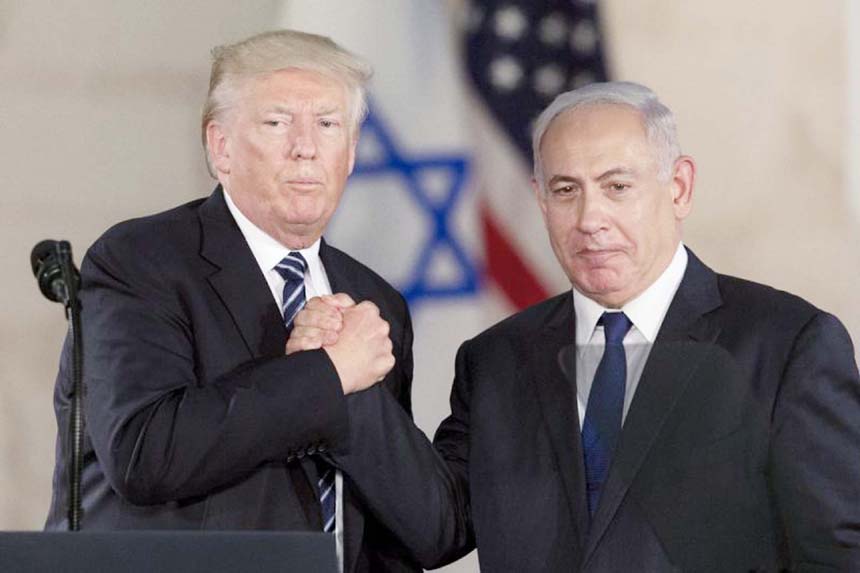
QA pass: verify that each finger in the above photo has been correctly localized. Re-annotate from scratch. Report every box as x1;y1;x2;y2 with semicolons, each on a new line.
305;296;340;312
374;355;396;382
355;300;380;316
285;328;331;353
322;293;356;309
293;307;343;331
286;334;321;354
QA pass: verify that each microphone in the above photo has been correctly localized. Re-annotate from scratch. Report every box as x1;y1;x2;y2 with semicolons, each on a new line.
31;240;80;303
31;239;86;530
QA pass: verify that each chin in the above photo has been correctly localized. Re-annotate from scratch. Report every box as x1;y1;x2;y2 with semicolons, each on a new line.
575;272;627;299
277;203;327;224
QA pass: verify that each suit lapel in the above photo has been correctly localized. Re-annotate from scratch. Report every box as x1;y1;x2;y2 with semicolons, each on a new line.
529;294;590;559
582;249;723;565
197;188;325;537
198;187;286;359
319;240;373;303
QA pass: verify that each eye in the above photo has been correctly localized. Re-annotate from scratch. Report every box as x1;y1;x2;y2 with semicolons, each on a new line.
319;118;339;129
550;184;577;197
263;119;286;128
607;182;631;194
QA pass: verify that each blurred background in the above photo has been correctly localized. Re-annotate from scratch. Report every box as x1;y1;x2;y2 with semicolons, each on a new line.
2;2;858;571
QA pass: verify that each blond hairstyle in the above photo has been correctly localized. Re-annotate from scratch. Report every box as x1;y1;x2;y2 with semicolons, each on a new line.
201;29;372;173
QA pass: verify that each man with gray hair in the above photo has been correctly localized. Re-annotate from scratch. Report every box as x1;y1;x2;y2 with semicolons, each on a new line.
46;29;419;572
293;81;860;570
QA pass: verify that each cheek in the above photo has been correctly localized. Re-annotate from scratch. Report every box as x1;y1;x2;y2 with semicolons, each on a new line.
545;208;574;239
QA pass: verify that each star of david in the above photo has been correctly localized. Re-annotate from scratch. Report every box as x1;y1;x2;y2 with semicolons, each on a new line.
349;104;479;306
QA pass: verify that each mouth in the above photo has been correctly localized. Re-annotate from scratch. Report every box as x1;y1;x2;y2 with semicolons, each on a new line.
576;248;622;265
285;178;323;190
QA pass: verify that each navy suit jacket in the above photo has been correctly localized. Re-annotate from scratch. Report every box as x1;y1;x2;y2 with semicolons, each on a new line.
46;188;419;572
334;249;860;572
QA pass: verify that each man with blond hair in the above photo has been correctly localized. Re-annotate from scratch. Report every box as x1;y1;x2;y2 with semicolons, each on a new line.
46;30;418;572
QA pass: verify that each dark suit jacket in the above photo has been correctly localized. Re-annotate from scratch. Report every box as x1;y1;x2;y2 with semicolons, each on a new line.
45;187;419;572
334;249;860;572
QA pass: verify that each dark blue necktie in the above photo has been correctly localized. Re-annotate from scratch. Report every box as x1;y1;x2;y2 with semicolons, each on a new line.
581;311;632;518
274;252;336;533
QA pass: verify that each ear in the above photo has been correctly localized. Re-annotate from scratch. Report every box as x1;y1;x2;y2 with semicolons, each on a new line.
670;155;695;220
532;177;549;223
206;121;231;176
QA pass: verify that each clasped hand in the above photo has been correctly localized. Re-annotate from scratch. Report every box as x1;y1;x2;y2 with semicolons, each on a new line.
286;294;395;394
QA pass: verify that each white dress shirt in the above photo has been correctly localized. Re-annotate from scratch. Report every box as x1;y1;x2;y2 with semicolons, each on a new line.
224;190;345;570
573;242;688;426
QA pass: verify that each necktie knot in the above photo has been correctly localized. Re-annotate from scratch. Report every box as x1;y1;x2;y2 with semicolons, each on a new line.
274;252;307;282
600;312;632;346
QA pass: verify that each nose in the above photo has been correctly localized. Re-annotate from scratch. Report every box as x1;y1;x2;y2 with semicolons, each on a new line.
288;118;317;160
575;189;609;235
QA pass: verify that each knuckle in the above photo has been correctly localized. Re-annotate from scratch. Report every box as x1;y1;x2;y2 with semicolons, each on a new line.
337;293;354;305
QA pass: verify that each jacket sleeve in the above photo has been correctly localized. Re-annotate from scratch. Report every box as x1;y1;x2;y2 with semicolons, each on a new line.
78;235;349;506
331;340;476;569
770;311;860;569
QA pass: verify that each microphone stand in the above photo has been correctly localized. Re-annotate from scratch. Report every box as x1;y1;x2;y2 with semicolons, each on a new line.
57;241;84;531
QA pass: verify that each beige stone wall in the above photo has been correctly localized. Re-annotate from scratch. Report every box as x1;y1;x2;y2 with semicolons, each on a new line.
1;1;856;547
0;1;276;529
602;1;860;339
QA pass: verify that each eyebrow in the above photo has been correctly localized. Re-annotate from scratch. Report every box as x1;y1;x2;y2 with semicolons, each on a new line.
262;105;344;116
595;167;637;180
547;167;637;187
314;106;343;116
547;174;582;188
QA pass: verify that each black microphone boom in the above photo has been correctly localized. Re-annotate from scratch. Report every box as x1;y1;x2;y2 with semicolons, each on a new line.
31;240;80;303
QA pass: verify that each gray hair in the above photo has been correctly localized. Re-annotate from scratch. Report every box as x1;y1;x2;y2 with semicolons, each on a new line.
531;81;681;188
201;29;372;174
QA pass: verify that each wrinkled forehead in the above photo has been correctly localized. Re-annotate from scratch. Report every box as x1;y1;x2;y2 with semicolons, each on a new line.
543;103;648;146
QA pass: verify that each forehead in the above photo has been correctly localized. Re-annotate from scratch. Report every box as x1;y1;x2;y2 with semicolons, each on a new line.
241;67;350;109
540;103;650;162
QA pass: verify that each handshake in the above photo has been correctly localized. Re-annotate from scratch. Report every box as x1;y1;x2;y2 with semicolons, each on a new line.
286;294;395;395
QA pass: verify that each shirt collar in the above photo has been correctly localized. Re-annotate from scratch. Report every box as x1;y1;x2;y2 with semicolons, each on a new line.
573;242;688;344
222;188;322;273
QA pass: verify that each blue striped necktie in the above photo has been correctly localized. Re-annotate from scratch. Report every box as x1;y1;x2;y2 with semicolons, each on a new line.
273;252;336;533
274;252;307;329
581;311;632;518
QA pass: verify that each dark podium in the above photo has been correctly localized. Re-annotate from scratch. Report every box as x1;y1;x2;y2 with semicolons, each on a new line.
0;531;338;572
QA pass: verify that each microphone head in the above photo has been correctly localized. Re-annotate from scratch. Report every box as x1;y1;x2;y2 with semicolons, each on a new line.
30;240;64;302
31;239;58;277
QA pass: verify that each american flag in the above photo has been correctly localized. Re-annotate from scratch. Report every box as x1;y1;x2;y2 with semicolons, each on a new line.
463;0;609;310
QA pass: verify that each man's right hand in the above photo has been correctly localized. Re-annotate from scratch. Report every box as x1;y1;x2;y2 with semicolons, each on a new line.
325;300;395;394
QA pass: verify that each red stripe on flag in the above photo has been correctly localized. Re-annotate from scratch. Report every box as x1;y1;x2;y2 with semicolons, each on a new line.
480;201;550;310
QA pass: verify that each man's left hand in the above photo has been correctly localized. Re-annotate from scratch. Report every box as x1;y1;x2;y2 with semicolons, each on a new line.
286;293;353;354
